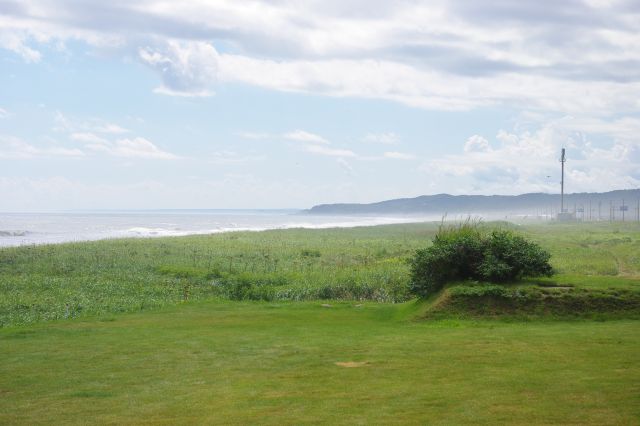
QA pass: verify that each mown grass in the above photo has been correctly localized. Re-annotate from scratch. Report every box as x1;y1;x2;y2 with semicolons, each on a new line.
1;300;639;425
1;221;639;326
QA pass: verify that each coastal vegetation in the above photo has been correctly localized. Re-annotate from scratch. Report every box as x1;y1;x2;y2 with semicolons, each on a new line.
0;221;639;423
1;221;639;326
409;221;554;297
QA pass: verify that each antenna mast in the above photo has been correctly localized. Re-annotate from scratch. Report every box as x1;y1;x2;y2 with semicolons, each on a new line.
560;148;566;213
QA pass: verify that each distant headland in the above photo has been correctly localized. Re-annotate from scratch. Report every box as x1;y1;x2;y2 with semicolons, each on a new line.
304;189;640;217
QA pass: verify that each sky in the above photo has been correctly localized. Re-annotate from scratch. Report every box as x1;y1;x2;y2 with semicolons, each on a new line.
1;0;639;210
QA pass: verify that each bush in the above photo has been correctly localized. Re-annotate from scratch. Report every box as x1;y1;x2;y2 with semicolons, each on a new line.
410;222;553;297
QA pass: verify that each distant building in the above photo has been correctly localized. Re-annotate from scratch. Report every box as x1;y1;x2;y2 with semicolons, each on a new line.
557;211;576;222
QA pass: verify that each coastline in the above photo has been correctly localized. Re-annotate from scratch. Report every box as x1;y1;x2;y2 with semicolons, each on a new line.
0;211;432;248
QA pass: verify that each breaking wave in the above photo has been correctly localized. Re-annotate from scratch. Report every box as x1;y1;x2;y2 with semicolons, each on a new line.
0;230;30;237
118;217;422;238
0;212;434;247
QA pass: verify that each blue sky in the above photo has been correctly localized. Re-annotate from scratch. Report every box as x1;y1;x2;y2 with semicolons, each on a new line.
1;0;639;210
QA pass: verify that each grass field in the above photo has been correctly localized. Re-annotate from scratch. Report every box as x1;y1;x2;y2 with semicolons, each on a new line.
1;221;639;424
1;221;640;326
1;300;639;424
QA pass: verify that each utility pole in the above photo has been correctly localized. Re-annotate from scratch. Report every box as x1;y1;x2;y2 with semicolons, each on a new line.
610;201;613;222
560;148;566;213
598;201;602;221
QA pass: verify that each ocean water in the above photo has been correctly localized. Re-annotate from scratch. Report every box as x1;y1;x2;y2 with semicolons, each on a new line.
0;210;432;247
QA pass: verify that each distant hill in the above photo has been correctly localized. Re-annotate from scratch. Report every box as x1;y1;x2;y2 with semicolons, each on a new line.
305;189;640;216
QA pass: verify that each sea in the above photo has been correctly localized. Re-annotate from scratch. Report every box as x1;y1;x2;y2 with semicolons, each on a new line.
0;210;433;247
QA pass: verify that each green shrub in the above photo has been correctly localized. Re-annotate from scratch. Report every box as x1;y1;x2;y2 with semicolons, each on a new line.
479;230;553;283
410;223;553;297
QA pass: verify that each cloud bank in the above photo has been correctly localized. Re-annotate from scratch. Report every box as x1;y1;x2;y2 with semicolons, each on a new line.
0;1;638;209
422;117;640;195
0;0;638;114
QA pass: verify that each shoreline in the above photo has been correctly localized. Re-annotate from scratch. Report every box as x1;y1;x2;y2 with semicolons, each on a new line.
0;216;433;248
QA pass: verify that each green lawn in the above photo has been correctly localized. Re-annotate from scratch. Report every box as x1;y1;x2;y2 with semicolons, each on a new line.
1;300;639;425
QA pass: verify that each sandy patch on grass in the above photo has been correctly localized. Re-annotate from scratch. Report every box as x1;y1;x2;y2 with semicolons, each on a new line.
335;361;370;368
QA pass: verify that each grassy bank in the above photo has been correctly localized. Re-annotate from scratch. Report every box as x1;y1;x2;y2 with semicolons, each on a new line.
1;300;639;424
1;221;640;326
421;280;640;320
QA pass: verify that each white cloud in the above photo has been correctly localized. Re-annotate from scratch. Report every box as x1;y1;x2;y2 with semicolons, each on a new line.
209;150;264;165
236;131;271;140
216;54;640;113
384;151;416;160
420;117;640;194
464;135;491;152
239;128;358;160
550;116;640;143
2;1;639;114
0;136;39;159
239;129;330;144
284;130;329;145
115;137;178;160
305;144;356;158
54;112;129;134
139;40;218;97
152;86;213;97
216;55;480;111
46;147;85;157
242;128;415;162
0;108;10;119
93;123;129;134
71;132;109;144
1;1;639;205
66;123;176;160
0;135;84;158
363;132;399;145
0;32;41;63
84;137;179;160
48;147;85;157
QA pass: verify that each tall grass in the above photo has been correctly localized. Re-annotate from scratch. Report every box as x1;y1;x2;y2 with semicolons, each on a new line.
1;221;639;326
0;225;438;326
